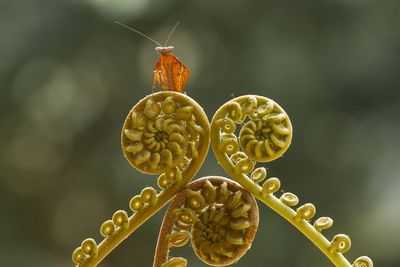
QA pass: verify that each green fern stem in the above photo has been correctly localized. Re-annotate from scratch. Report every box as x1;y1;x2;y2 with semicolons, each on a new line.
210;95;371;267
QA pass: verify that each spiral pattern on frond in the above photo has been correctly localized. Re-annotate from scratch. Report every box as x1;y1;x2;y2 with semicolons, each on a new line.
238;100;292;162
122;93;206;174
153;177;259;267
211;95;292;180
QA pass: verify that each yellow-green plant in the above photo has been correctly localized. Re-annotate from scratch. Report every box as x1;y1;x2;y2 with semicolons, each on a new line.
72;91;373;267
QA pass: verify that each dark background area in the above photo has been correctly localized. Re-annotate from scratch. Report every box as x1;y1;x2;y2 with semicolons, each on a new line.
1;0;399;266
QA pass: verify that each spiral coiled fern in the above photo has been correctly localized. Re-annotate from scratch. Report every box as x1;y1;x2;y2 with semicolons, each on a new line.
72;92;372;267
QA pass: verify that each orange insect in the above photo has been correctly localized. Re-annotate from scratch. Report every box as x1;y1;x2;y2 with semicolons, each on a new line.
115;21;190;93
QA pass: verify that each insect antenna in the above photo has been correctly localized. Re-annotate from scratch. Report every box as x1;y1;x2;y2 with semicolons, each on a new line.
164;21;180;47
114;21;162;47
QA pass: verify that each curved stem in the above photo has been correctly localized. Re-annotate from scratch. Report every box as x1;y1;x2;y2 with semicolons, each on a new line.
215;152;351;267
153;186;187;267
210;97;353;267
79;178;189;267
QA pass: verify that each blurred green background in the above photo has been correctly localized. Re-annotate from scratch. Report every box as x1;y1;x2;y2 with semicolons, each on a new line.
1;0;399;266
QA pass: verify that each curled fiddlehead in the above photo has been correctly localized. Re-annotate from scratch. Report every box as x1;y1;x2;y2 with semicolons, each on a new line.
153;176;259;267
72;91;210;266
210;95;373;267
72;92;373;267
